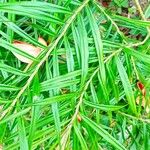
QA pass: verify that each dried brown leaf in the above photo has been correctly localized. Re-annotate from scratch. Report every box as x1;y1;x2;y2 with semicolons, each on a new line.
38;37;47;46
12;37;47;64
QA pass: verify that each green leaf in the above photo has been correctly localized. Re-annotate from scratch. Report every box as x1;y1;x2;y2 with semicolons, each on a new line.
116;56;137;114
74;124;88;150
114;0;128;7
72;23;81;67
90;82;100;122
0;84;20;91
32;24;55;37
77;14;89;83
113;15;150;28
64;36;75;73
0;108;31;125
125;47;150;65
0;63;29;76
82;115;126;150
32;93;77;106
106;64;119;101
0;16;45;48
40;69;81;92
17;116;29;150
28;74;41;150
86;6;106;84
84;101;126;111
0;3;65;24
0;1;71;14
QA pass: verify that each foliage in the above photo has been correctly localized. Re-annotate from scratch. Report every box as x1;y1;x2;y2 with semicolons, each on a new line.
0;0;150;149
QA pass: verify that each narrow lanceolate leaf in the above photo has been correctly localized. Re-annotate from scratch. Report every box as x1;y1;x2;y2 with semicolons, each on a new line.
40;69;81;92
113;15;150;28
82;115;126;150
40;79;80;92
116;56;137;114
0;1;71;14
7;4;15;43
72;23;81;67
64;36;76;94
90;82;100;122
17;116;29;150
32;24;55;37
106;64;119;101
86;6;106;84
41;70;81;86
0;84;20;91
84;101;126;111
0;108;31;125
52;48;61;145
28;74;41;150
77;14;89;83
32;93;77;106
0;16;45;48
74;125;88;150
64;36;74;73
0;5;64;24
125;48;150;65
0;63;29;76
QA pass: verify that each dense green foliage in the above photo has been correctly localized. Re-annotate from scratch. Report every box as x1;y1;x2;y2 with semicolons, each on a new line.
0;0;150;149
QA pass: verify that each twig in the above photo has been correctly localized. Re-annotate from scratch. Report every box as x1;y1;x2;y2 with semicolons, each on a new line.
133;0;147;21
129;0;150;79
118;111;150;123
132;0;150;46
131;33;150;47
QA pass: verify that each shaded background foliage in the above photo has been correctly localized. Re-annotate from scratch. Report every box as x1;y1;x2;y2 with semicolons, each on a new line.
0;0;150;149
